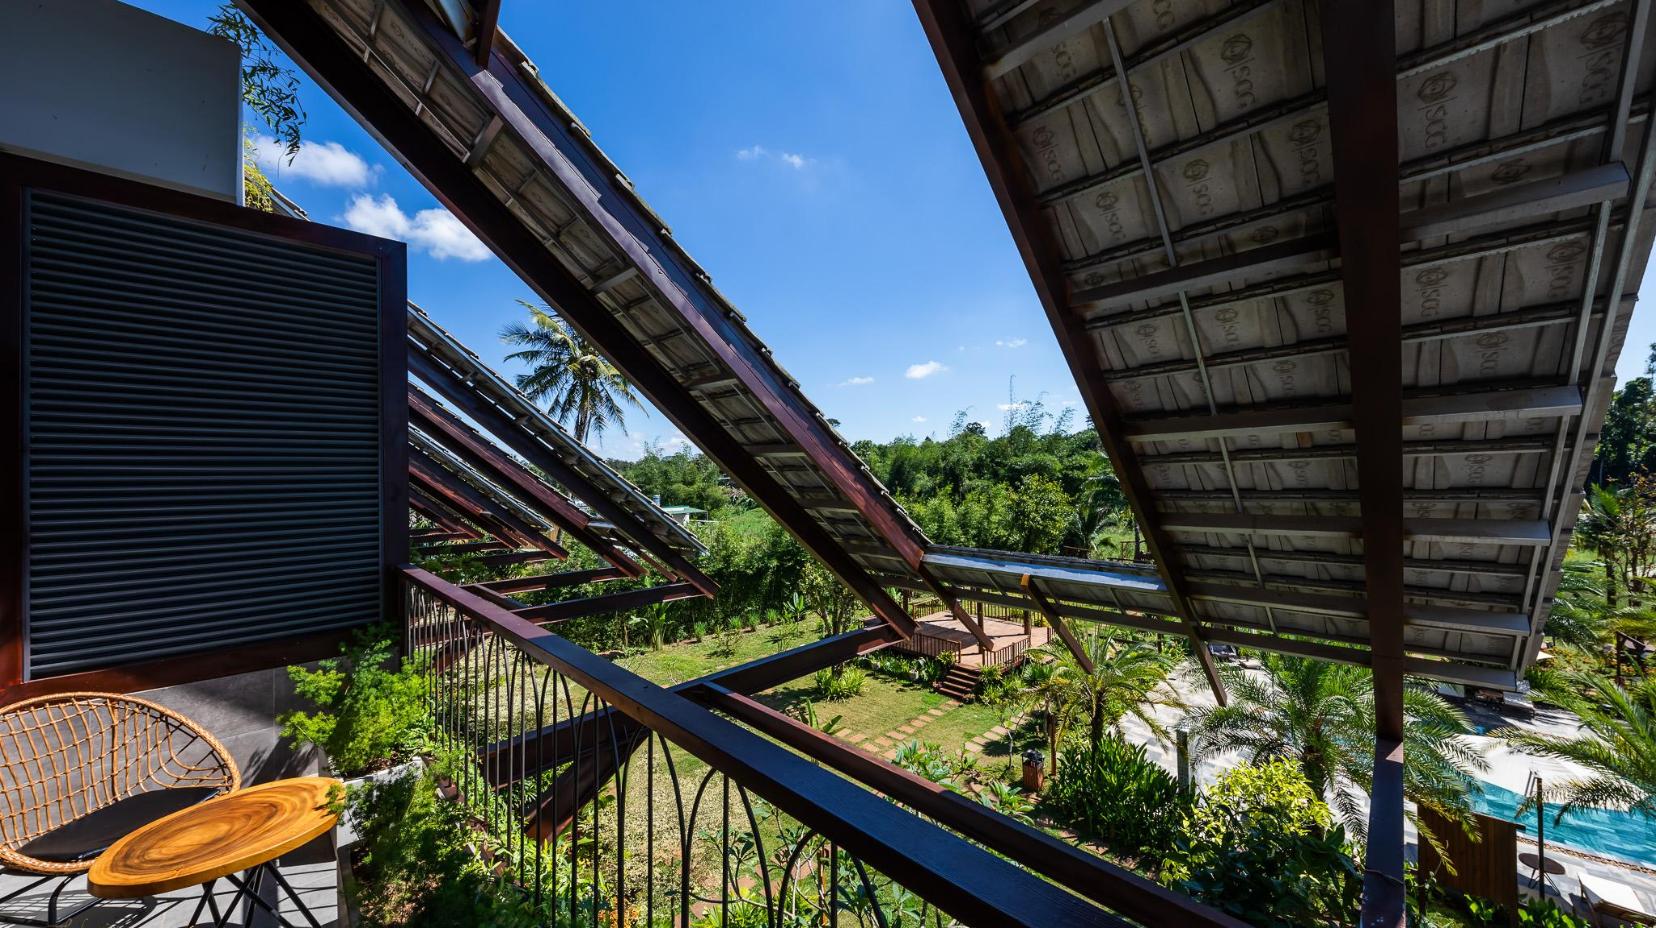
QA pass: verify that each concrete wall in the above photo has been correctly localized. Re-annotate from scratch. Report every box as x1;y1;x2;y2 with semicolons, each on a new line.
138;666;322;785
0;0;242;202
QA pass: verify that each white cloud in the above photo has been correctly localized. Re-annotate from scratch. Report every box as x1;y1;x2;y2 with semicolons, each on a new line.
1061;399;1079;407
912;415;928;423
995;337;1029;349
838;375;875;387
252;135;374;187
341;194;490;262
735;145;813;169
905;360;947;380
997;401;1030;412
978;420;994;432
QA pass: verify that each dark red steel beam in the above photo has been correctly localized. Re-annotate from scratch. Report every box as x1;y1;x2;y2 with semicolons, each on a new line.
411;529;469;542
474;566;629;595
1020;575;1094;673
475;550;556;568
413;540;510;556
524;725;648;840
511;582;700;626
411;353;716;597
408;491;474;537
409;386;647;579
239;0;915;638
1319;0;1406;924
409;453;566;558
919;563;995;651
483;623;898;786
909;0;1224;702
410;485;494;542
411;468;518;545
410;458;537;551
704;686;1247;928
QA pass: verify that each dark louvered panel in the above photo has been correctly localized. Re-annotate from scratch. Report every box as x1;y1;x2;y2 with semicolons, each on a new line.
24;192;384;677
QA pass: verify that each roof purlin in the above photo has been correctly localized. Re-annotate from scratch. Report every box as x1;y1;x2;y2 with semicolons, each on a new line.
910;0;1227;703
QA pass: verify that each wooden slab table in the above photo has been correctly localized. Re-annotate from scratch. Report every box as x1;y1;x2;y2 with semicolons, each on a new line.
88;777;342;927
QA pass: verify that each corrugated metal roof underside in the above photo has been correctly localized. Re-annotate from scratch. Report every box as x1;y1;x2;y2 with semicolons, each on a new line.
406;303;705;559
303;0;927;591
935;0;1656;682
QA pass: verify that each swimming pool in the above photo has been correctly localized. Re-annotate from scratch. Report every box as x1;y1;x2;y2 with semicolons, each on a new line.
1468;781;1656;867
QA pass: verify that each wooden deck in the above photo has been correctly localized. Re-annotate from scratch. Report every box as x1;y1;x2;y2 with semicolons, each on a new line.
896;612;1050;669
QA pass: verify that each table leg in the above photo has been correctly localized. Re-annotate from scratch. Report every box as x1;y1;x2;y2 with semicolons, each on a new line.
221;869;293;928
242;863;267;926
265;861;325;928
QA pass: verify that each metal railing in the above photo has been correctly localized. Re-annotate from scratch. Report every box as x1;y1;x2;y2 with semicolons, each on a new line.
400;566;1133;927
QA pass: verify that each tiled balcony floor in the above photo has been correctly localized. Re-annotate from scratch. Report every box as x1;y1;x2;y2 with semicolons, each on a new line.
0;834;338;928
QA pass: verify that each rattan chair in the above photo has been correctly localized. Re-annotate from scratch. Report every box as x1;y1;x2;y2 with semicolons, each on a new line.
0;692;240;927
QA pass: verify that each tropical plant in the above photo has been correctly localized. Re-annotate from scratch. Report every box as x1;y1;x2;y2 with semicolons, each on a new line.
891;740;964;788
1498;672;1656;823
978;780;1035;823
812;665;866;701
631;601;675;650
792;698;844;737
1515;897;1592;928
1040;735;1191;861
1160;759;1362;928
1579;484;1634;608
279;625;429;777
501;300;641;444
801;560;862;641
978;669;1026;771
1035;633;1182;754
1187;653;1485;849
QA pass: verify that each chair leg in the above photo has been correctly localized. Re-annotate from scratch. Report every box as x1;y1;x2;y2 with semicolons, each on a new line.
0;872;101;928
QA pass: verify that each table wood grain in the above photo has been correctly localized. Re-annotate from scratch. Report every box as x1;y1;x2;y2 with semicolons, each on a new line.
87;777;342;899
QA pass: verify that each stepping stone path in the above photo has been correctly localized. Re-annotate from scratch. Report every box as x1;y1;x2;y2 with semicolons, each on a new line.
964;713;1028;755
840;698;969;762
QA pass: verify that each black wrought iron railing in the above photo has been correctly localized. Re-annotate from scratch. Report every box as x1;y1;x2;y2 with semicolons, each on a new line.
399;565;1240;928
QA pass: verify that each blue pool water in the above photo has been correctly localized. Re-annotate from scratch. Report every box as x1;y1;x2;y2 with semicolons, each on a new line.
1468;781;1656;866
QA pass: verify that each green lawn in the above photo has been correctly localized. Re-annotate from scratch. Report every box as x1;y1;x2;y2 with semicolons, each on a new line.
611;617;1021;776
756;673;948;742
616;618;817;686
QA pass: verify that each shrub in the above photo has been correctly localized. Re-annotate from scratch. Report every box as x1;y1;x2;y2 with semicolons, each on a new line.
1040;736;1190;861
1516;897;1590;928
710;625;741;658
812;665;867;700
1160;759;1361;928
280;625;428;777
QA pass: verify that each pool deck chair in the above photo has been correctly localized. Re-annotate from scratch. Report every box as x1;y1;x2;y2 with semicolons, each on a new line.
1581;873;1656;927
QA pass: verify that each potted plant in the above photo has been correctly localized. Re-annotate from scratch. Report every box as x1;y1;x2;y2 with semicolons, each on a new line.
279;625;431;846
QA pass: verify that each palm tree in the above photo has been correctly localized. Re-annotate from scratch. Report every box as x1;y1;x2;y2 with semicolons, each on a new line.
1498;673;1656;823
1577;485;1630;608
1188;654;1486;844
500;300;640;444
1037;632;1183;756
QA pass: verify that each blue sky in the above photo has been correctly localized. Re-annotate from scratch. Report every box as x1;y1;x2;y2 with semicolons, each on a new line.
136;1;1656;458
